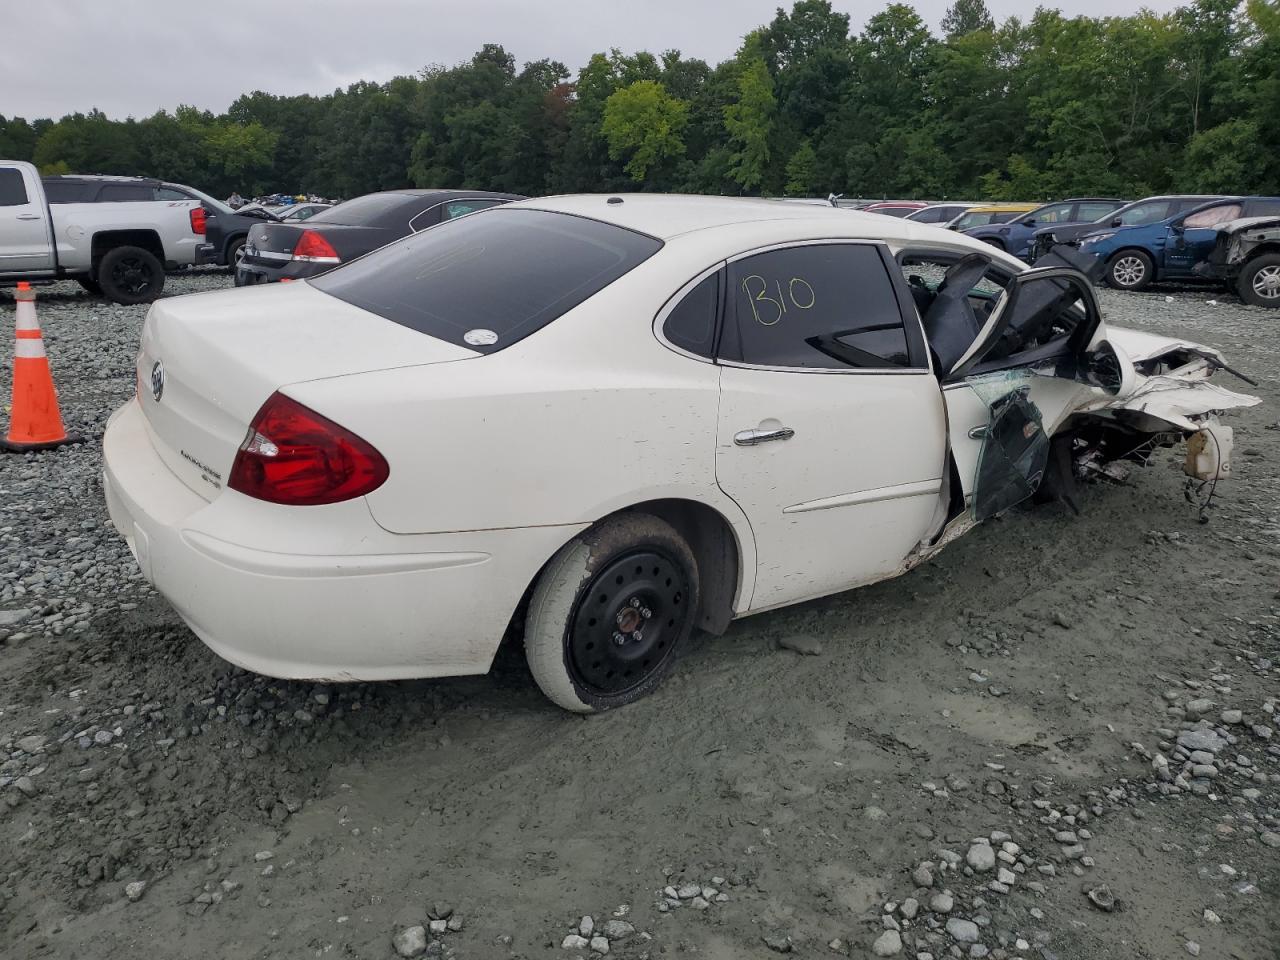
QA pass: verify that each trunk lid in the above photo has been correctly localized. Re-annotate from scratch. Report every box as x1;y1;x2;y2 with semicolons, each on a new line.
136;281;477;501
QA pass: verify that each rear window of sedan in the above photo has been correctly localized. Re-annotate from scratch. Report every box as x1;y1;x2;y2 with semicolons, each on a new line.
311;209;663;352
309;193;411;226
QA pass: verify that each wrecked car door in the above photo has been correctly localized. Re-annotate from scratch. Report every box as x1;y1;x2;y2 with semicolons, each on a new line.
714;241;947;611
941;266;1109;516
1162;203;1243;276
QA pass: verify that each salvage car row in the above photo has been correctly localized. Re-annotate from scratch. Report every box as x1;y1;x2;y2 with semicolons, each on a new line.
241;189;1280;308
3;157;1277;308
97;193;1261;713
863;193;1280;307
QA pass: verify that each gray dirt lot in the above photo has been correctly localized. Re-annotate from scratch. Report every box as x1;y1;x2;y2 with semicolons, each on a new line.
0;271;1277;960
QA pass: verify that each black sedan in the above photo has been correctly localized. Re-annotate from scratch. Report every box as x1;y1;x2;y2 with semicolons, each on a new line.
157;182;281;269
235;189;522;286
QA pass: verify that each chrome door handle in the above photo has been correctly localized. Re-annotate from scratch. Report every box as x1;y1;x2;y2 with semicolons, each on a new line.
734;427;795;446
16;214;41;221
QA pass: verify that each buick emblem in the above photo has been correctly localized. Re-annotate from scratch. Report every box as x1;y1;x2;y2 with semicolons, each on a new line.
150;361;165;402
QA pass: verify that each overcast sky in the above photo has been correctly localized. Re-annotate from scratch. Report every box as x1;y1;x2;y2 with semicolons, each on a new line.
2;0;1182;121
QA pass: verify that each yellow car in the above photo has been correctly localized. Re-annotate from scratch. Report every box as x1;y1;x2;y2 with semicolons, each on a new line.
947;204;1038;232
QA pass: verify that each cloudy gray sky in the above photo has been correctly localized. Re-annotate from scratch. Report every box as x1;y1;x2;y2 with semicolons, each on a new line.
2;0;1181;121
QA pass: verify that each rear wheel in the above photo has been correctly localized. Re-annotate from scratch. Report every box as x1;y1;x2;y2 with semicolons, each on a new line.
1237;253;1280;308
524;514;699;713
1106;250;1153;291
227;237;246;272
981;237;1006;251
97;246;164;304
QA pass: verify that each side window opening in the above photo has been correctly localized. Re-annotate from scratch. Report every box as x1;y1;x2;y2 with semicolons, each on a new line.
719;244;914;371
1076;201;1123;222
662;272;720;359
444;200;499;220
0;168;29;207
1247;198;1280;217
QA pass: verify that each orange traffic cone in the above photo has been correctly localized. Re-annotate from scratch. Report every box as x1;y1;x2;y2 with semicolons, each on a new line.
2;283;80;452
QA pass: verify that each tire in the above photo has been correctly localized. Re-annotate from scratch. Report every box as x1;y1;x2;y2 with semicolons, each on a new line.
982;237;1005;251
76;277;102;296
524;513;699;713
1105;250;1153;291
97;246;164;305
1236;253;1280;308
227;237;246;272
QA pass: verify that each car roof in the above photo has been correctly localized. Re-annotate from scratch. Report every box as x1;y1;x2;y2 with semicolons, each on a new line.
964;203;1038;213
377;189;522;200
44;174;161;186
1128;194;1229;202
511;193;924;242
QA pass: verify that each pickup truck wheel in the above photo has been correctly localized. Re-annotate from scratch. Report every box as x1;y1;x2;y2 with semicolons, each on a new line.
98;246;164;304
1106;250;1153;291
76;278;103;296
1237;254;1280;308
524;514;699;713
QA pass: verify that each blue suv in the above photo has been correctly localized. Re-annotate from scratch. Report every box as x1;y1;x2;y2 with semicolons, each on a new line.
963;198;1127;261
1077;196;1280;291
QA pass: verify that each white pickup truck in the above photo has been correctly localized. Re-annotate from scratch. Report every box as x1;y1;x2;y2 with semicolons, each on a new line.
0;160;207;304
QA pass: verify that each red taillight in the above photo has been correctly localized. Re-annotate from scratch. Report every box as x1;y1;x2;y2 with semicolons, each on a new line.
190;207;206;235
228;392;388;506
292;230;340;263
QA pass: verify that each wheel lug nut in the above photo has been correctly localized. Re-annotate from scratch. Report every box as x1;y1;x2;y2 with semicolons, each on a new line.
640;607;652;619
633;629;643;642
612;631;627;646
629;597;641;608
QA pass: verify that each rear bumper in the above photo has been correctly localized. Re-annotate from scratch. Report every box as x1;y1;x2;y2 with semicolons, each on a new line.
194;243;219;266
102;399;581;682
234;258;331;286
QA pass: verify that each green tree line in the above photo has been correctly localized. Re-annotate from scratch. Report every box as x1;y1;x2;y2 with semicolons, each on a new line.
2;0;1277;201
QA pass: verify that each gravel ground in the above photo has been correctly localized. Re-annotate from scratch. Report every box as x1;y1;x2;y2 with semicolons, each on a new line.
0;272;1277;960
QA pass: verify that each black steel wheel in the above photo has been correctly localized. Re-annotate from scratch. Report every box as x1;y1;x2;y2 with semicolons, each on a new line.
97;245;164;304
565;548;691;697
524;513;700;712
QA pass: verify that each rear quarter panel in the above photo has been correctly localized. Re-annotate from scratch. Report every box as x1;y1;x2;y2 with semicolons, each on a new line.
286;251;734;536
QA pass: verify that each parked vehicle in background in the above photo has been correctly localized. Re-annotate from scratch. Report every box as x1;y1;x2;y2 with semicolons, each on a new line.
102;195;1258;712
862;201;928;218
0;162;205;303
271;202;332;222
1030;195;1228;261
964;198;1127;260
1195;215;1280;307
946;204;1037;231
1078;196;1280;291
236;189;522;286
905;202;977;225
156;182;281;269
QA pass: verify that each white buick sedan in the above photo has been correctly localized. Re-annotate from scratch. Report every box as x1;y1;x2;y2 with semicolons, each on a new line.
103;196;1258;712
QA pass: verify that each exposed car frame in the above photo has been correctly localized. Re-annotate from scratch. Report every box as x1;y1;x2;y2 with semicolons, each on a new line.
1195;216;1280;307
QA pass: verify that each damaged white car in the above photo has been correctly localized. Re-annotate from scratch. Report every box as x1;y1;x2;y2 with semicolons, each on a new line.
101;196;1260;713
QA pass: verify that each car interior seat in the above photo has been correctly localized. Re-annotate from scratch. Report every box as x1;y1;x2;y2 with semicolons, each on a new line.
920;253;991;377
